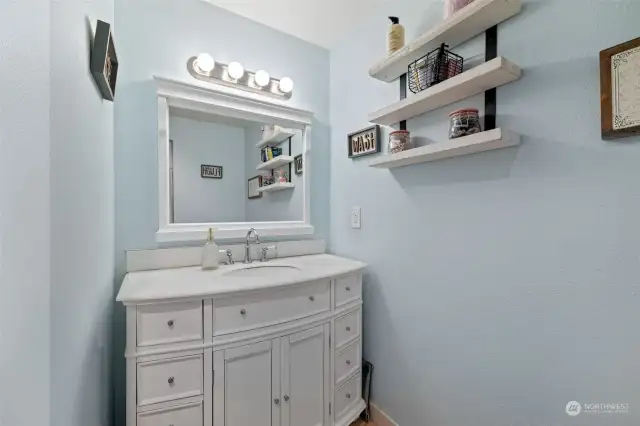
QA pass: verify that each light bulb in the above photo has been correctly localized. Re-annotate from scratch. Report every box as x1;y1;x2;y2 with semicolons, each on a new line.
279;77;294;94
228;62;244;80
254;70;270;87
195;53;215;73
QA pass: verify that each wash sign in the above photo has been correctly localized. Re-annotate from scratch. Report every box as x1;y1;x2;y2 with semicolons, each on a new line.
348;125;380;158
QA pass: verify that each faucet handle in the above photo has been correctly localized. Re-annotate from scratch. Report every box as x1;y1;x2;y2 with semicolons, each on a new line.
261;245;277;262
220;249;234;265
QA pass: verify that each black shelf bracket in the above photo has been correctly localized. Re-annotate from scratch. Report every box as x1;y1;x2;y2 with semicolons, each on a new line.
484;25;498;131
396;25;500;132
399;73;407;131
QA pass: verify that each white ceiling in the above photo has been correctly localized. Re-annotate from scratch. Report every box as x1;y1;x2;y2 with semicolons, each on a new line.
206;0;381;49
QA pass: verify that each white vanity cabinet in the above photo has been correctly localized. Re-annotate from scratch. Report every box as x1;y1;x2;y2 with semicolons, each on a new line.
214;324;330;426
213;340;277;426
119;256;366;426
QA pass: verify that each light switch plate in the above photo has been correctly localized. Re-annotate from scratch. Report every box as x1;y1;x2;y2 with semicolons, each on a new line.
351;207;361;229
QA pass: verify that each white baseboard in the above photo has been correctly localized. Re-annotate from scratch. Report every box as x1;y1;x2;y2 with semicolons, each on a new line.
370;403;399;426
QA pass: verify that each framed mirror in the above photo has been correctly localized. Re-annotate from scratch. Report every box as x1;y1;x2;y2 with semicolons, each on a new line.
154;77;314;242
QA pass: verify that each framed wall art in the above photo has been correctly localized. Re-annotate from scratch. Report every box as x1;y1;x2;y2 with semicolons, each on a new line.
600;37;640;140
90;20;119;101
201;164;223;179
348;125;381;158
248;175;262;199
294;154;303;175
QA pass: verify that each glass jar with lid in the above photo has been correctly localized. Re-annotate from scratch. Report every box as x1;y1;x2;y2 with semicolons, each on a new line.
388;130;411;154
448;108;481;139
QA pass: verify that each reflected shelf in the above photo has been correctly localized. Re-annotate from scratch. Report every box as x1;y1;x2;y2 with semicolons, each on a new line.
258;182;295;193
256;128;296;149
256;155;294;171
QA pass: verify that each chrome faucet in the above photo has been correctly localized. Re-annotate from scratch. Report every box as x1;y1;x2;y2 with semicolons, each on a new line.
244;228;260;263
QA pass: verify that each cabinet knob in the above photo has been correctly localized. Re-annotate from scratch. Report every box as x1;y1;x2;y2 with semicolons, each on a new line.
284;395;290;402
274;398;280;405
168;376;174;385
240;309;246;315
346;326;351;332
346;393;351;399
346;360;351;365
345;286;351;292
309;295;315;302
167;319;174;327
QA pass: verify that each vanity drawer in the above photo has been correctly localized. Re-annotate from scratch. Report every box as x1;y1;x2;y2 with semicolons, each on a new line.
334;374;361;421
137;354;203;406
213;280;330;335
137;301;203;347
335;274;362;308
334;310;360;349
334;339;360;385
137;401;203;426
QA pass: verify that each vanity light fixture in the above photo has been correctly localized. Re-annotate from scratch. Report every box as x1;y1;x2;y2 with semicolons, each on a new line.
195;53;215;73
279;77;294;94
254;70;270;87
187;54;293;99
228;62;245;80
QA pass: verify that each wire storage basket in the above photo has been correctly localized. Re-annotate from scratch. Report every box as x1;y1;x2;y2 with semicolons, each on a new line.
408;43;463;93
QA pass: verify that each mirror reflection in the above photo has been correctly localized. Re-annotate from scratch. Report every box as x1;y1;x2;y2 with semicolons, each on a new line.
168;107;303;224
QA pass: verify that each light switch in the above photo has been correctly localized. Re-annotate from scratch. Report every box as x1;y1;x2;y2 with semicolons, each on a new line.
351;207;361;229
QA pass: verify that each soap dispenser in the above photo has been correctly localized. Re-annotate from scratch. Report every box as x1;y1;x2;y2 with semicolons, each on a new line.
201;228;220;270
388;16;405;55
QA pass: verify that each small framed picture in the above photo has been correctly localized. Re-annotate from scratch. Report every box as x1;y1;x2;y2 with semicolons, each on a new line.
201;165;223;179
294;154;303;175
600;37;640;140
90;20;119;101
248;175;262;199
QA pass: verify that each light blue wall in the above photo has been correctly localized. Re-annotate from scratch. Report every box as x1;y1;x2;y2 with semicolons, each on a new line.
245;125;305;222
0;2;51;426
113;1;330;422
170;116;247;223
50;1;114;426
329;1;640;425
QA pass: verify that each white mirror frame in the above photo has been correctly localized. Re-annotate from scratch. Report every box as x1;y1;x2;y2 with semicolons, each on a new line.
154;77;315;242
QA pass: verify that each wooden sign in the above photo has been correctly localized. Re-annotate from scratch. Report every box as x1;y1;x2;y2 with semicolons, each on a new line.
348;125;380;158
600;37;640;140
201;165;223;179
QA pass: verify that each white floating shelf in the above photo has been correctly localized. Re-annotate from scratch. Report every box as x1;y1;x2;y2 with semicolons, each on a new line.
256;155;294;171
368;57;521;125
256;128;296;149
258;182;295;193
370;0;522;82
369;128;519;168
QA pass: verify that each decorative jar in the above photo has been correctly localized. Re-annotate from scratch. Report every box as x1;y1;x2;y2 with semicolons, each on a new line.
448;108;482;139
388;130;411;154
444;0;476;19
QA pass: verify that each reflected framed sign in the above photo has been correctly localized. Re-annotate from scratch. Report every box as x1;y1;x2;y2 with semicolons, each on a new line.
201;164;223;179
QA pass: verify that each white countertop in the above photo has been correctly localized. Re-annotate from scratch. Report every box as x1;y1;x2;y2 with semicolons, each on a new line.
117;254;366;304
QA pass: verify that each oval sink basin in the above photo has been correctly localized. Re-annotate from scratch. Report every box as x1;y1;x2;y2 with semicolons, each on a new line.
223;265;300;278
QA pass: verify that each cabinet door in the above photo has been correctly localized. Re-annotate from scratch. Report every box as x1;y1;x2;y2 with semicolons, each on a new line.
281;324;330;426
213;338;280;426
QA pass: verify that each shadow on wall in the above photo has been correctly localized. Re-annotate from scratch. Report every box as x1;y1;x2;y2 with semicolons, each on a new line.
388;143;519;189
361;270;441;424
75;299;113;426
